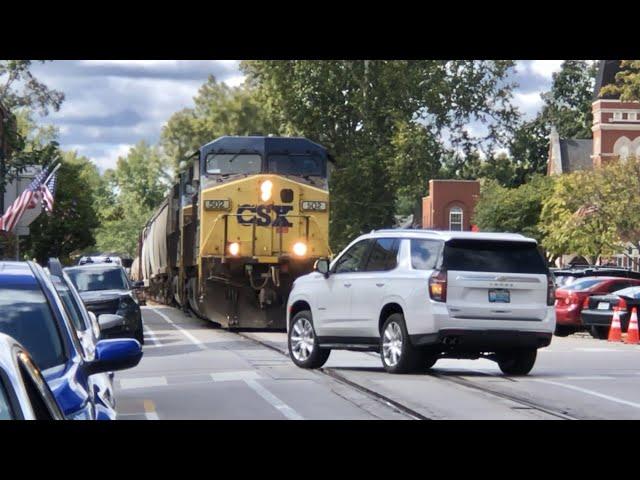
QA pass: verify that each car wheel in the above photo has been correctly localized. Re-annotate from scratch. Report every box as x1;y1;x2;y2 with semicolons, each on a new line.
496;348;537;376
589;325;609;340
554;325;574;337
288;311;330;369
380;313;425;374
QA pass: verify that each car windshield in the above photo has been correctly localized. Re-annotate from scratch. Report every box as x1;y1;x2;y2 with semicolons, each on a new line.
613;287;640;298
266;154;326;177
563;278;603;291
0;286;65;370
66;268;129;292
206;153;261;175
443;240;548;274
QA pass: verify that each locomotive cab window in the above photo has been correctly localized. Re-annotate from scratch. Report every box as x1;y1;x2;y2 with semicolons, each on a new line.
206;153;262;175
267;154;326;177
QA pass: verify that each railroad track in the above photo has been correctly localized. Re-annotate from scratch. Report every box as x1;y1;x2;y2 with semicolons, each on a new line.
236;331;579;420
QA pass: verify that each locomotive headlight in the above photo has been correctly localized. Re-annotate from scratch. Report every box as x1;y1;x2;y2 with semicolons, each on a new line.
228;242;240;256
292;241;308;257
260;180;273;202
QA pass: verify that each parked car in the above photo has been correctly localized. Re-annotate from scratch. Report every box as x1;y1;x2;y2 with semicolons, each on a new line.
0;261;142;419
287;230;555;376
551;266;640;288
581;286;640;339
554;276;640;336
46;259;116;411
65;263;145;344
0;333;64;420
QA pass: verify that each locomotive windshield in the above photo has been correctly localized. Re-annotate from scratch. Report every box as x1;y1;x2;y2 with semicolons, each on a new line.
206;153;262;175
267;153;326;177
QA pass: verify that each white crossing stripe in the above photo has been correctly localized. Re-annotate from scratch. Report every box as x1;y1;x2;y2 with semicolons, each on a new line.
148;307;206;350
244;379;303;420
210;371;263;382
144;324;161;346
563;376;615;380
120;376;168;390
534;379;640;409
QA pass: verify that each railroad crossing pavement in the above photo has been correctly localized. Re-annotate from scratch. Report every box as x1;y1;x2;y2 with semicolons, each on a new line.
115;305;640;420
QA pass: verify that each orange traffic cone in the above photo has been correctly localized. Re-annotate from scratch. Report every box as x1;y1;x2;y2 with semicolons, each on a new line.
608;307;623;342
625;307;640;345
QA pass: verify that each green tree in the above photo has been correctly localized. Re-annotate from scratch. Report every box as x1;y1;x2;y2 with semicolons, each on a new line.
0;61;65;205
473;175;554;244
242;60;519;249
161;76;278;170
539;169;620;263
22;152;101;264
94;142;171;255
600;60;640;101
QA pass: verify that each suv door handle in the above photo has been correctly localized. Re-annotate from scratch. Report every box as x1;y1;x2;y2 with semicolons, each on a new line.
344;283;352;288
376;283;385;287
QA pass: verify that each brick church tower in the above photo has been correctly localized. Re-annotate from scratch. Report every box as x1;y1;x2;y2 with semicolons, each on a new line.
548;61;640;175
592;60;640;167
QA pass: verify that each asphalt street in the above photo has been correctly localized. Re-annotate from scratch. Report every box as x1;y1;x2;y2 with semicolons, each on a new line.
115;305;640;420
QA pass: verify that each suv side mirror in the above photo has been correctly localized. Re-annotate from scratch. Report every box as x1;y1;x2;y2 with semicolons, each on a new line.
314;258;330;278
87;339;142;375
98;314;126;332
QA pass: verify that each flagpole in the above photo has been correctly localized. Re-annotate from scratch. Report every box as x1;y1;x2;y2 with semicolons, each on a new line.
44;162;61;185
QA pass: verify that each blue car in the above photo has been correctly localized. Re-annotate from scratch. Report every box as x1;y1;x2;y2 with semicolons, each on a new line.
0;261;142;420
0;332;64;420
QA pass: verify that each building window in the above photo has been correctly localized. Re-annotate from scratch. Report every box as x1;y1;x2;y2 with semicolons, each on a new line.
449;207;463;231
614;111;622;121
629;112;638;121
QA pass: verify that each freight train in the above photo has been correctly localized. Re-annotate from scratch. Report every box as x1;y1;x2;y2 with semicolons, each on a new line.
135;136;332;329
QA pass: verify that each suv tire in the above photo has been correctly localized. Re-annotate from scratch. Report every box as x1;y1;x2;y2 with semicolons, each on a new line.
496;348;537;376
380;313;426;374
288;311;330;369
554;325;574;337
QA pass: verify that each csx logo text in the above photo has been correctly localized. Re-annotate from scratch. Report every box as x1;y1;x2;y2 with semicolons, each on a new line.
237;204;293;227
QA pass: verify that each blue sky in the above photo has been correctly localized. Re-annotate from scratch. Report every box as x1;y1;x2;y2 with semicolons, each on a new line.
31;60;567;171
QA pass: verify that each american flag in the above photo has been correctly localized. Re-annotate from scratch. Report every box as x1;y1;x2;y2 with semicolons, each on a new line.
0;167;49;233
41;171;57;213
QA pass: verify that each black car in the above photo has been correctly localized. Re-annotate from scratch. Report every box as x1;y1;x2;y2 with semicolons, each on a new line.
551;266;640;288
64;263;145;344
580;286;640;339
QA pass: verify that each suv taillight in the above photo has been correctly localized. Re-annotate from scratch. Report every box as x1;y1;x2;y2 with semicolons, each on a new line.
582;296;590;309
547;275;555;306
429;270;447;302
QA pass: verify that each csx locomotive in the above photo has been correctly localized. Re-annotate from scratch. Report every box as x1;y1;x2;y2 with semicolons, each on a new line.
134;136;332;329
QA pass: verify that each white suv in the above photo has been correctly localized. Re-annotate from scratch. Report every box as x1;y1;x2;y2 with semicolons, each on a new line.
286;230;556;375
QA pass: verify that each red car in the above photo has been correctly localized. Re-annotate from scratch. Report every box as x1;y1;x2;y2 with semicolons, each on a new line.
554;276;640;336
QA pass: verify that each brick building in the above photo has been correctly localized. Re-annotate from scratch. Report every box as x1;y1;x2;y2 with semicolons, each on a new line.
547;60;640;269
422;179;480;231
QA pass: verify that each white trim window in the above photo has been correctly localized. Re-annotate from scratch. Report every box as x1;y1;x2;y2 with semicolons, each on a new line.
449;207;463;231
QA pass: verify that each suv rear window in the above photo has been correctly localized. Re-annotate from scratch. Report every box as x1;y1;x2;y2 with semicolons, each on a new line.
443;239;548;274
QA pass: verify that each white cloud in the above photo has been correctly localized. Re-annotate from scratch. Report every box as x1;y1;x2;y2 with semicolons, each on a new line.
529;60;563;80
513;90;544;118
223;75;246;87
67;143;132;171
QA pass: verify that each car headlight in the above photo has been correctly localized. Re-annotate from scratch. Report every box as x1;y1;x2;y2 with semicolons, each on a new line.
119;296;136;310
